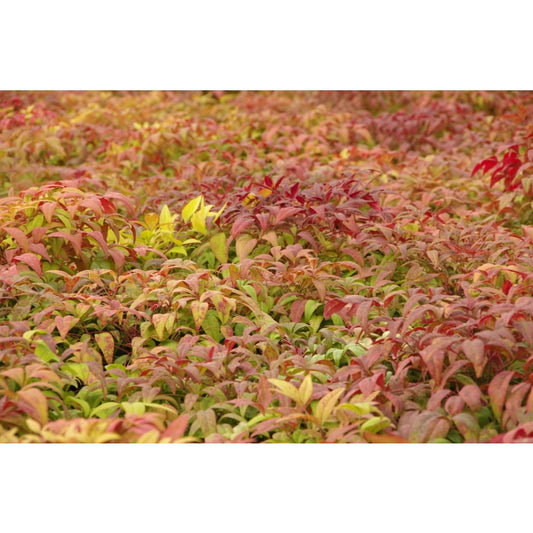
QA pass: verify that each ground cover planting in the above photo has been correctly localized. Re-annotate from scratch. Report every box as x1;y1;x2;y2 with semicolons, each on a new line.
1;90;533;443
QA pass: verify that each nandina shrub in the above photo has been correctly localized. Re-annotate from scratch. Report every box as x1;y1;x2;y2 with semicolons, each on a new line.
1;90;533;443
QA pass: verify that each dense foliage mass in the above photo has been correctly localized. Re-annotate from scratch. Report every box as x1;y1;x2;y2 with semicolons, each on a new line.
1;90;533;443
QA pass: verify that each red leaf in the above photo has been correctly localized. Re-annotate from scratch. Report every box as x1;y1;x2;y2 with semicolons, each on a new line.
39;201;58;224
99;197;116;214
231;215;254;239
488;371;516;424
48;231;83;256
87;231;110;257
274;206;302;225
14;252;42;276
257;375;272;414
471;156;498;177
161;414;189;441
4;227;29;251
55;315;79;339
104;192;135;216
312;279;326;301
79;198;104;218
458;384;483;412
324;299;346;320
363;432;409;443
427;389;452;411
462;338;486;378
31;226;48;243
108;248;125;271
28;243;51;262
290;299;307;323
444;395;465;417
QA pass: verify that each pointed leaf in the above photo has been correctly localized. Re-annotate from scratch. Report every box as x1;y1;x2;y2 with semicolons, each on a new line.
182;196;202;222
87;231;109;257
95;332;115;365
315;387;345;426
191;211;207;234
462;339;486;378
152;313;171;341
190;301;209;331
39;201;58;224
488;371;516;424
231;215;254;239
54;315;79;339
209;232;228;263
159;204;174;228
161;415;189;441
298;374;313;406
144;212;159;231
235;235;257;262
14;252;42;276
458;384;483;412
290;299;307;323
4;227;29;251
268;378;300;403
18;388;49;425
48;231;83;256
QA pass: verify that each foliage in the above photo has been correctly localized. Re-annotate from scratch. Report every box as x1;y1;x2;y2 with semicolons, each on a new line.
1;90;533;442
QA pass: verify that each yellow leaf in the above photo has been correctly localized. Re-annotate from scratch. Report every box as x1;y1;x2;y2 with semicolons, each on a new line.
95;332;115;365
268;378;300;403
159;204;175;229
402;222;419;233
211;202;227;222
315;388;345;426
298;374;313;406
152;313;174;341
191;211;207;234
45;137;66;158
182;196;203;222
340;148;350;160
144;212;159;231
243;193;259;207
191;301;209;330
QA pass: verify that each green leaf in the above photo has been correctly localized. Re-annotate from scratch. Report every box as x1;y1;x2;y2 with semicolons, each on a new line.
360;416;391;433
121;402;146;416
61;363;90;383
402;222;419;233
35;340;59;363
337;402;373;416
90;402;121;418
202;310;222;342
304;299;321;323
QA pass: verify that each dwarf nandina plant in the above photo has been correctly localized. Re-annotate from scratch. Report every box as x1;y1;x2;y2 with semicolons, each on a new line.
1;90;533;443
